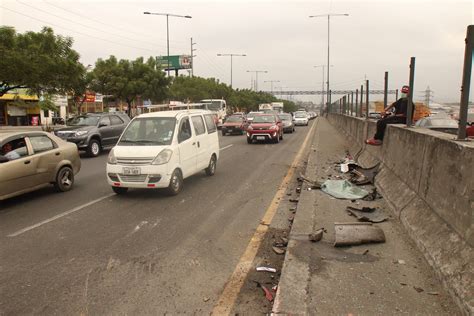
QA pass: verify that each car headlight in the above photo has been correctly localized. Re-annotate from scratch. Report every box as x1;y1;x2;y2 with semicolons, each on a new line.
75;131;88;137
152;149;173;165
108;148;117;164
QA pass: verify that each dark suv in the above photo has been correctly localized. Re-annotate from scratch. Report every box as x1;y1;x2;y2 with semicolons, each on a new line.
55;113;130;157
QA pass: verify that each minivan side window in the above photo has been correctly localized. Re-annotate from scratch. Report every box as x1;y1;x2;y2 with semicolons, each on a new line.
191;115;206;135
178;117;192;143
110;115;124;125
203;114;217;134
29;135;55;153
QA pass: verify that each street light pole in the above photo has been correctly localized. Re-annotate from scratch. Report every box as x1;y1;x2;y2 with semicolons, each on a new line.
314;65;333;107
217;53;246;88
264;80;280;94
310;13;348;110
247;70;268;91
144;11;192;78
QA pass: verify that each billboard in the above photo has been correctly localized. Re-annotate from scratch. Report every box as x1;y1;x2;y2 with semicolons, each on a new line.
156;55;192;70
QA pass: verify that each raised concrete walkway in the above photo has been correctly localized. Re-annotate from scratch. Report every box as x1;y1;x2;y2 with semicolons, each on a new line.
273;117;459;315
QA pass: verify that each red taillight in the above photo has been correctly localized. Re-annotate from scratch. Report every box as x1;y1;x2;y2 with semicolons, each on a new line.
147;184;156;188
113;182;121;186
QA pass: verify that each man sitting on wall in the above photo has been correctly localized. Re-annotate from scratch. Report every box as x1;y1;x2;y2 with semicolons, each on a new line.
366;85;414;146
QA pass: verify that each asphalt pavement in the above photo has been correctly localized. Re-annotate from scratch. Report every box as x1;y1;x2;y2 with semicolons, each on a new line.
0;124;313;315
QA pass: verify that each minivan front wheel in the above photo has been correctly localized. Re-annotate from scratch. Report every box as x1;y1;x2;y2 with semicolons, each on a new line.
205;155;217;176
54;166;74;192
166;169;183;196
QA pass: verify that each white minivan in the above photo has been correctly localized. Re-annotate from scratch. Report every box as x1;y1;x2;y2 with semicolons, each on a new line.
106;110;220;195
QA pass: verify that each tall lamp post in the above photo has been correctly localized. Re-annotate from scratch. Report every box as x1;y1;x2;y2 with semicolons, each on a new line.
314;65;333;107
246;70;268;91
144;11;192;77
310;13;348;109
216;53;246;88
264;80;280;94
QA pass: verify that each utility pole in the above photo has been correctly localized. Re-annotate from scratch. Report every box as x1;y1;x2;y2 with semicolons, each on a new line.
423;86;433;108
217;53;246;88
264;80;280;94
190;37;197;77
247;70;268;91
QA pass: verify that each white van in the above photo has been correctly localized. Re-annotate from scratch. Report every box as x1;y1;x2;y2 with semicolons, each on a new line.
106;110;220;195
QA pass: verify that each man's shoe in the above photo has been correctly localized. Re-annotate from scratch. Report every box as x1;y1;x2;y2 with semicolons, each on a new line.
366;138;382;146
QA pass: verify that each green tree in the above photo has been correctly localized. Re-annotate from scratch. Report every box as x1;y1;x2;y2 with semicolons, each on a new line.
90;56;169;116
169;76;232;102
0;26;85;97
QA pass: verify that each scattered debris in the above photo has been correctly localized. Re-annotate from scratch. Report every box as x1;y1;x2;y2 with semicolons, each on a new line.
288;214;295;222
397;260;406;265
340;162;358;173
334;222;386;247
308;228;325;242
363;188;383;201
272;285;278;291
253;281;274;302
362;249;369;255
346;206;389;223
272;246;285;255
286;193;292;196
256;266;277;273
296;187;301;193
321;180;369;200
203;297;210;302
413;286;424;293
427;291;439;296
400;282;408;286
281;237;289;244
289;198;299;203
349;164;380;185
298;173;322;189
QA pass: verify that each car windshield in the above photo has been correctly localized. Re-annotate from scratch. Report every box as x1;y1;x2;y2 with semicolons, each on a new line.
279;114;292;121
202;101;222;111
295;113;307;118
119;117;176;146
253;115;275;123
247;112;260;119
426;119;458;127
226;116;242;123
67;115;100;126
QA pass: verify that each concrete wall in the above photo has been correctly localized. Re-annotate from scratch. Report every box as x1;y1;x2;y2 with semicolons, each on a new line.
327;113;474;315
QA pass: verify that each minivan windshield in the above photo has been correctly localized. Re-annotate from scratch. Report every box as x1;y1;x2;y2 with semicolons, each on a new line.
118;117;176;146
67;115;100;126
295;112;307;118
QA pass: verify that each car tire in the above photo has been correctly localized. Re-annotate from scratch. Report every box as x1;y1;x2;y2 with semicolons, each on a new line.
247;137;252;144
205;155;217;176
112;186;128;194
54;166;74;192
87;139;101;157
165;169;183;196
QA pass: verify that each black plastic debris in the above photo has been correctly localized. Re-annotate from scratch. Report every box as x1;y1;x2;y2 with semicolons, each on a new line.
346;206;388;223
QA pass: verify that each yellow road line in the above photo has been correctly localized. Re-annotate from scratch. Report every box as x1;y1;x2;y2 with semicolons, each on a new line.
212;121;318;315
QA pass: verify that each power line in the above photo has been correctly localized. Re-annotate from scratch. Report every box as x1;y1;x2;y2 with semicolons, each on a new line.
16;0;167;51
42;0;189;47
1;5;159;54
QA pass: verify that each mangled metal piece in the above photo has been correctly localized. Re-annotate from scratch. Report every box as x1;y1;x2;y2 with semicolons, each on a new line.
349;164;380;185
346;206;389;223
321;180;369;200
334;222;386;247
298;173;322;189
363;188;383;201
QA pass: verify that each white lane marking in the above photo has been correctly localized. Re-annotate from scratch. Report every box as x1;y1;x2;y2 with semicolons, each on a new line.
220;144;233;151
7;193;115;237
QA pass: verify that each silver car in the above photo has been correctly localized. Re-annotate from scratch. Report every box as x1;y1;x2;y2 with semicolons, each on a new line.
0;131;81;200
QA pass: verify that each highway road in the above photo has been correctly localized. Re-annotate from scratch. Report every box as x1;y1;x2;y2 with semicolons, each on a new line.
0;122;314;314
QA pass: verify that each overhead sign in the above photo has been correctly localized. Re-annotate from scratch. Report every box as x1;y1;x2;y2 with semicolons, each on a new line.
156;55;192;70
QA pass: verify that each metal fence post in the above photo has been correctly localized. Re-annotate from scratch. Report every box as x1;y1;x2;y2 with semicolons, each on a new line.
351;91;354;116
355;89;359;117
360;85;364;117
407;57;416;127
457;25;473;140
384;71;388;109
395;89;399;101
365;80;369;119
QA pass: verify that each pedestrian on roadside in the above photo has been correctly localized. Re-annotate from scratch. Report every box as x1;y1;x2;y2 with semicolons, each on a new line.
366;85;414;145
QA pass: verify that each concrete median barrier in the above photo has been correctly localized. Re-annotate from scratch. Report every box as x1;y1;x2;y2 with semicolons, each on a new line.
327;113;474;315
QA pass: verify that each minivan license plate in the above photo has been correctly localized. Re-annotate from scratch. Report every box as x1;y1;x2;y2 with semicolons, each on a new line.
123;167;141;175
257;136;265;140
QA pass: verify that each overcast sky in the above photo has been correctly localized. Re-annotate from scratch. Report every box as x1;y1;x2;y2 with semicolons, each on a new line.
1;0;473;103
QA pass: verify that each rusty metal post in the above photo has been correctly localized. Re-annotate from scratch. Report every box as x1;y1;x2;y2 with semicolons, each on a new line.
395;89;399;101
360;84;364;117
407;57;416;127
384;71;388;109
457;25;473;140
351;91;354;116
355;89;359;117
365;80;369;119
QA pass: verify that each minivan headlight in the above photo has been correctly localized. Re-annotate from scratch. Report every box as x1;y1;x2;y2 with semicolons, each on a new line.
152;149;173;165
108;148;117;164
